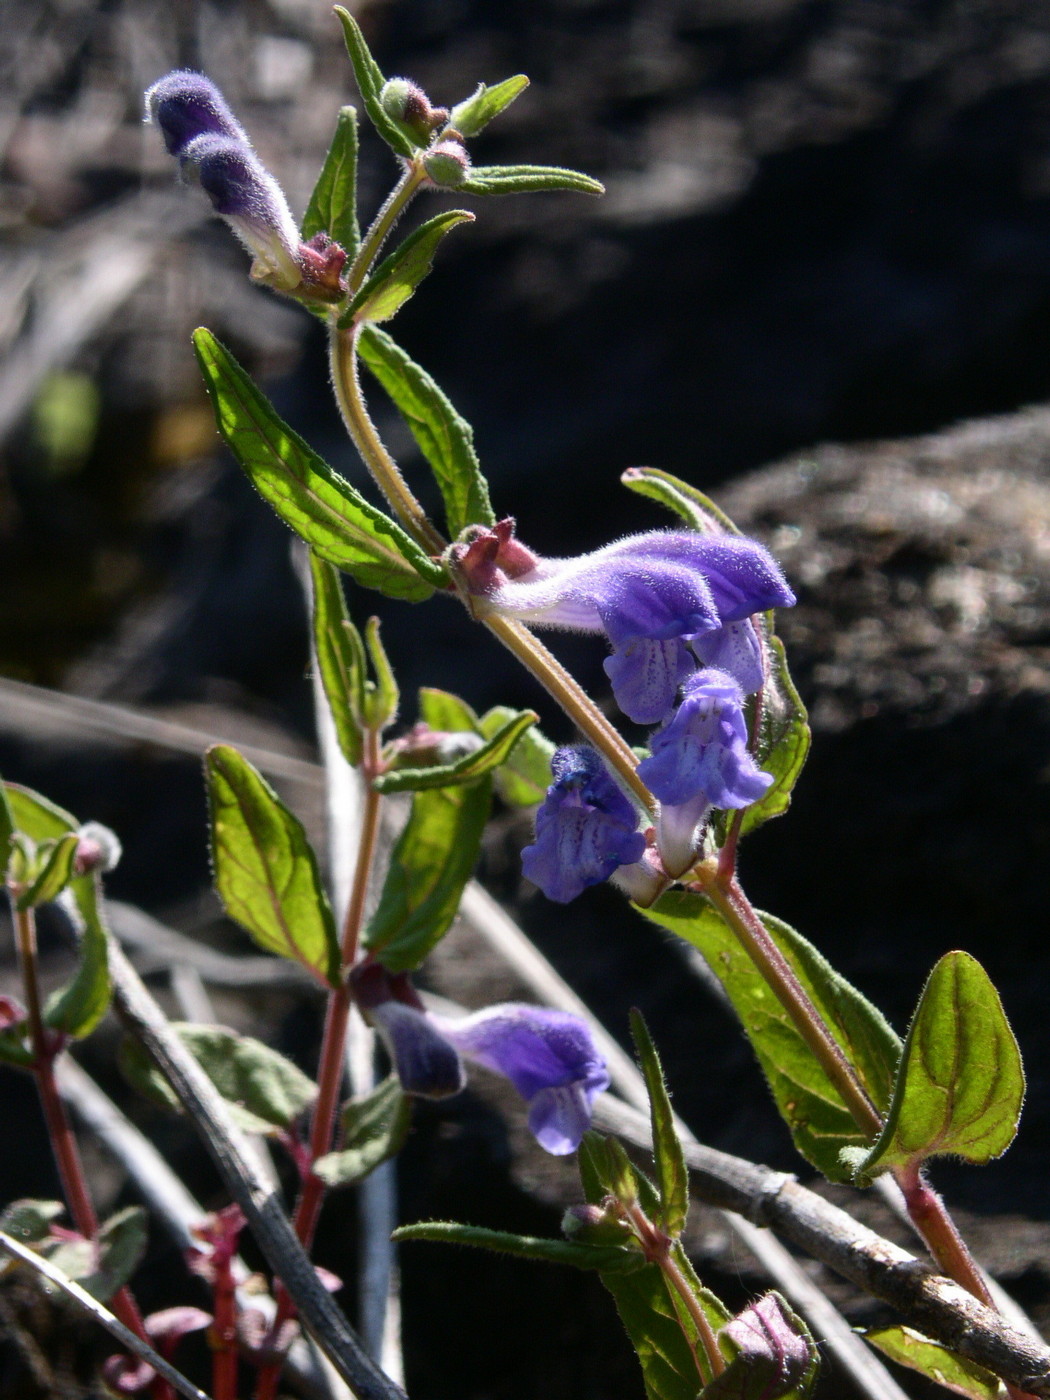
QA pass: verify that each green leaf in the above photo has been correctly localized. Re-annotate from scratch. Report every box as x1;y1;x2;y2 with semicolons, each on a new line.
0;779;13;876
393;1221;641;1273
193;329;443;601
302;105;360;255
866;1327;1003;1400
363;616;399;730
206;745;341;988
340;211;475;327
2;784;112;1039
374;709;536;793
358;325;494;537
620;467;741;536
85;1207;149;1302
121;1023;317;1137
14;832;79;910
418;686;479;733
333;7;416;159
851;952;1024;1183
0;1200;64;1244
310;553;365;766
314;1075;411;1188
450;75;530;137
629;1010;688;1238
45;872;113;1040
478;706;555;806
460;165;605;197
0;1024;33;1067
365;776;490;972
738;631;810;838
641;893;901;1181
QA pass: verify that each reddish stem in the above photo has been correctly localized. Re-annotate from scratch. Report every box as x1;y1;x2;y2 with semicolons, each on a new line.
210;1241;240;1400
253;733;384;1400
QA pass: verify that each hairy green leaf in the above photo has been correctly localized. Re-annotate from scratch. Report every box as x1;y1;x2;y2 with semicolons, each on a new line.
418;687;479;732
121;1023;317;1137
620;467;741;535
629;1010;688;1238
3;784;112;1039
341;211;475;327
374;710;536;793
460;165;605;196
302;105;360;255
393;1221;641;1273
450;75;529;136
193;329;443;600
206;745;341;987
641;894;901;1181
852;951;1024;1183
333;8;416;159
364;778;490;971
363;616;399;730
315;1075;411;1188
866;1327;1002;1400
358;325;494;537
14;832;79;911
310;553;365;766
478;705;555;806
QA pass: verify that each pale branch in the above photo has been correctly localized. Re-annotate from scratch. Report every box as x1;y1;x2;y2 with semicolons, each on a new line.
594;1096;1050;1397
106;935;407;1400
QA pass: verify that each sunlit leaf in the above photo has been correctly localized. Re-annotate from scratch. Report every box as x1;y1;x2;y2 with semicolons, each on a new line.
450;76;529;137
460;165;604;196
341;211;474;327
333;8;416;159
302;105;360;255
478;706;555;806
866;1327;1003;1400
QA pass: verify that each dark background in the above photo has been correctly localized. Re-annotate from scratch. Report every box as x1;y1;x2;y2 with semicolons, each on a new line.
3;2;1050;1396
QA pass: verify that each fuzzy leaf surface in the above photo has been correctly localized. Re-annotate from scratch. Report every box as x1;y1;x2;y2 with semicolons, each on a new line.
460;165;604;196
866;1327;1002;1400
629;1010;688;1238
341;211;474;326
206;745;341;987
393;1221;641;1273
358;325;494;537
302;105;360;254
310;553;365;766
641;894;901;1181
315;1075;411;1188
852;951;1024;1182
450;76;529;136
478;705;556;806
373;710;536;793
333;8;416;158
193;330;443;599
14;832;79;911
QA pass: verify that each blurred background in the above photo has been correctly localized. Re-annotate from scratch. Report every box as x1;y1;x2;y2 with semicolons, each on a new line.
3;1;1050;1396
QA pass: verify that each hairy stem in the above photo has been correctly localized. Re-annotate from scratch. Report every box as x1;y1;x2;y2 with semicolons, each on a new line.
345;164;427;297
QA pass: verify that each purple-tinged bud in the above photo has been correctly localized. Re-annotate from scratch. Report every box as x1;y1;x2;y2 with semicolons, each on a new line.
72;821;122;876
380;78;449;144
561;1200;633;1245
145;70;247;158
384;722;484;771
521;746;646;904
423;139;471;188
716;1292;814;1399
181;133;301;290
440;1003;610;1155
638;670;772;877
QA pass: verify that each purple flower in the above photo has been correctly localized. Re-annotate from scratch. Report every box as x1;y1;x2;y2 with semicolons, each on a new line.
441;1005;611;1155
454;525;794;723
353;966;608;1154
145;71;302;291
521;747;646;903
638;669;772;876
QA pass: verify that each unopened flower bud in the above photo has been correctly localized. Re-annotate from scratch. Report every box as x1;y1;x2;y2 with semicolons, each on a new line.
380;78;449;145
561;1201;633;1245
385;723;484;771
73;822;122;876
423;140;471;188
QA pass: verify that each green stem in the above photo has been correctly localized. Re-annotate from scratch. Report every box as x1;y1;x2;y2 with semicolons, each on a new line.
329;322;446;556
345;164;428;297
624;1202;724;1382
482;613;653;811
696;872;883;1140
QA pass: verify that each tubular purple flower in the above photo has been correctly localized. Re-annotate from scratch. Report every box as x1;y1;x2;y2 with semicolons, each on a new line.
521;746;646;903
146;71;302;291
454;525;795;723
439;1004;610;1155
353;965;608;1154
638;669;772;876
145;70;248;157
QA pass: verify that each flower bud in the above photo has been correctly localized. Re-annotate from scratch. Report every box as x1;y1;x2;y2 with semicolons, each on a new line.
73;821;122;876
423;140;471;188
385;723;484;771
561;1201;633;1246
380;78;449;145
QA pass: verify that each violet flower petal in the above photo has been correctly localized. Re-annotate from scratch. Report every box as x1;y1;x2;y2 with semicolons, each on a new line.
370;1001;466;1100
145;70;248;157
